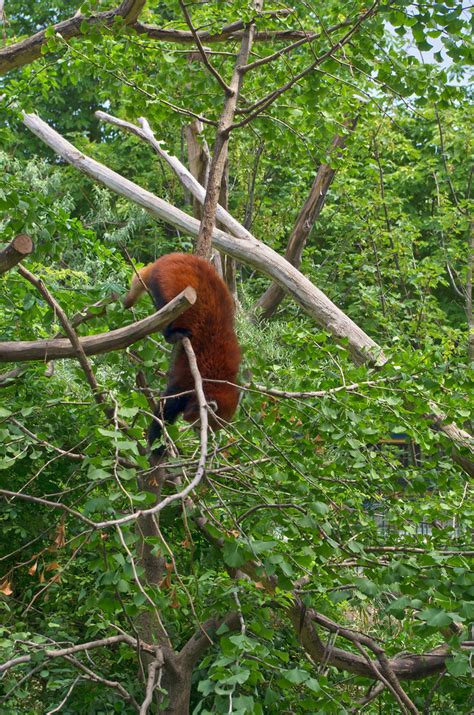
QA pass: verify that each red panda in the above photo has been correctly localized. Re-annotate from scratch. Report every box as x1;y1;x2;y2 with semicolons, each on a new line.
124;253;241;447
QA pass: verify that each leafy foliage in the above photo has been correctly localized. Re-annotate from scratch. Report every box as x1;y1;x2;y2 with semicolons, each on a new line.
0;1;472;713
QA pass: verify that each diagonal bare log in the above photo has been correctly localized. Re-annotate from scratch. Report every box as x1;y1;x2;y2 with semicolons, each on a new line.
73;111;385;366
0;288;196;363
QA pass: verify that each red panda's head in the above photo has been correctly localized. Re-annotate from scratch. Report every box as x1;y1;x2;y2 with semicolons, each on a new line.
183;382;240;431
207;382;240;429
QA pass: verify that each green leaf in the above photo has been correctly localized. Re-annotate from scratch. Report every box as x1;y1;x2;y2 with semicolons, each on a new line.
282;668;309;684
223;541;247;568
418;608;453;627
446;652;470;676
354;578;379;596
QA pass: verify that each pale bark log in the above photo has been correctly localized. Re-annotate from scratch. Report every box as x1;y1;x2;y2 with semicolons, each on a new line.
429;403;474;454
95;111;251;241
0;234;33;274
0;288;196;363
87;111;385;365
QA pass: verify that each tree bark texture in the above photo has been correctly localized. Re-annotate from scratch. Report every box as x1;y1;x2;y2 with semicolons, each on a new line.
0;234;34;274
0;288;196;363
184;120;210;222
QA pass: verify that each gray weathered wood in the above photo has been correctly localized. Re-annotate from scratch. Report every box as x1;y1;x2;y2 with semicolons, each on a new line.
0;287;196;363
23;111;386;367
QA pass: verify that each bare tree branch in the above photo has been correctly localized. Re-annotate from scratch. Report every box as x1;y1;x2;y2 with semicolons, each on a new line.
232;2;381;129
178;0;230;93
0;288;196;363
139;649;164;714
195;0;263;258
0;0;146;75
62;655;140;712
0;234;33;274
240;18;352;73
18;264;105;404
0;633;154;674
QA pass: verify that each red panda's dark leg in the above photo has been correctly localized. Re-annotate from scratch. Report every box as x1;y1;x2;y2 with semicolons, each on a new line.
162;324;192;344
147;281;193;344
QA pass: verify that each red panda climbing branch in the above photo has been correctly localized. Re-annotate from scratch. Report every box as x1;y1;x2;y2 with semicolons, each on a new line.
124;253;241;448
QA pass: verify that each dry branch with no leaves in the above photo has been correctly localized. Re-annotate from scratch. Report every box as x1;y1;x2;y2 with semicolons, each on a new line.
41;110;384;366
0;287;196;363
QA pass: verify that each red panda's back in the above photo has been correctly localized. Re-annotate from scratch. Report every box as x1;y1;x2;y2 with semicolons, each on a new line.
148;253;240;380
149;254;232;333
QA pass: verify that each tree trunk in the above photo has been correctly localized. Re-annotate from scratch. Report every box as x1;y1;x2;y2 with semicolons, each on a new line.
255;119;358;319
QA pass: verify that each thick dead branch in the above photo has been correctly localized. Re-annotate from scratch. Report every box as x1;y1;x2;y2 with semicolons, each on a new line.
84;111;385;365
0;288;196;363
429;402;474;454
134;22;313;45
0;234;33;274
0;0;145;75
255;118;358;318
292;605;450;683
96;111;248;240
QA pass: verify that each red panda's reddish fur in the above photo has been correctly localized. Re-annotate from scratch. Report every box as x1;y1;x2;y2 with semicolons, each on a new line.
124;253;241;443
